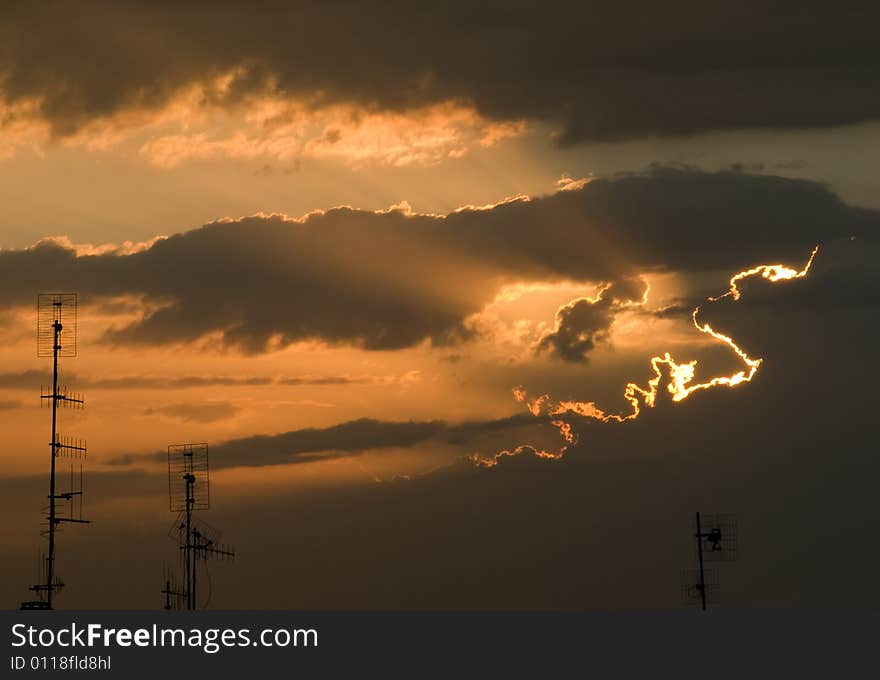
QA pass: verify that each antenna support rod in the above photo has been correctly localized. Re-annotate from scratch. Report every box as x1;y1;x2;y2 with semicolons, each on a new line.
695;511;707;611
45;318;61;609
185;470;195;610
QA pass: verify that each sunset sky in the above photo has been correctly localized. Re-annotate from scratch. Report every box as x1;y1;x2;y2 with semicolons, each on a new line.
1;3;878;609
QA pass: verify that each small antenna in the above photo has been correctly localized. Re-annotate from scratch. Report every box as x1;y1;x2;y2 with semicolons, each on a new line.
697;514;739;563
168;442;210;513
682;512;739;611
22;294;90;611
37;293;77;358
163;444;235;610
161;564;186;611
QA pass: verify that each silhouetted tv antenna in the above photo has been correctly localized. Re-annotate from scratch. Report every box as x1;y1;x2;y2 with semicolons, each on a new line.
681;512;738;611
163;443;235;610
21;294;90;610
161;565;185;611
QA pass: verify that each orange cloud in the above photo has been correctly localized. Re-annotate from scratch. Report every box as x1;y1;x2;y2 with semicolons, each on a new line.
0;71;527;169
141;99;526;169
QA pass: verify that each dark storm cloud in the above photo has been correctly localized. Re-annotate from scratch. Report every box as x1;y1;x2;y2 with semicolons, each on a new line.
0;168;874;352
1;3;879;142
537;294;617;362
737;242;880;313
646;239;880;323
108;413;549;469
537;278;646;362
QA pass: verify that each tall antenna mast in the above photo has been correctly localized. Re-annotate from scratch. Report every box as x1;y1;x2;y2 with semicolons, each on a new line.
681;512;738;611
163;443;235;610
21;293;90;610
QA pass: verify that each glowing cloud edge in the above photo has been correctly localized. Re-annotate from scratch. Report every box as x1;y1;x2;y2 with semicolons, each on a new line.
472;245;820;467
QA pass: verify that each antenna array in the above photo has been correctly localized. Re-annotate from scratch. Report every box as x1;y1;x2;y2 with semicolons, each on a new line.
163;444;235;610
21;294;90;610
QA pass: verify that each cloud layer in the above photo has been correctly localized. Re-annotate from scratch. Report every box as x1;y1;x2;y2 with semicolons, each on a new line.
1;3;879;145
108;413;550;469
0;370;417;390
0;167;871;353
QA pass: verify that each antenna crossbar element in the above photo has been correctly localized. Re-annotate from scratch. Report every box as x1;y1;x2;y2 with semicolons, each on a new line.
42;386;85;409
161;570;187;611
20;601;53;611
53;436;88;459
192;531;236;561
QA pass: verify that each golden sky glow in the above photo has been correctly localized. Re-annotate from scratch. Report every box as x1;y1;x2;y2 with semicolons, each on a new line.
1;4;878;610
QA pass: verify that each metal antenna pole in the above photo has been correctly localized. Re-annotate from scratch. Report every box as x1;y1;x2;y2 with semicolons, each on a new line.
683;513;737;610
23;294;88;611
695;511;706;611
185;470;194;610
46;318;61;609
191;530;197;610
